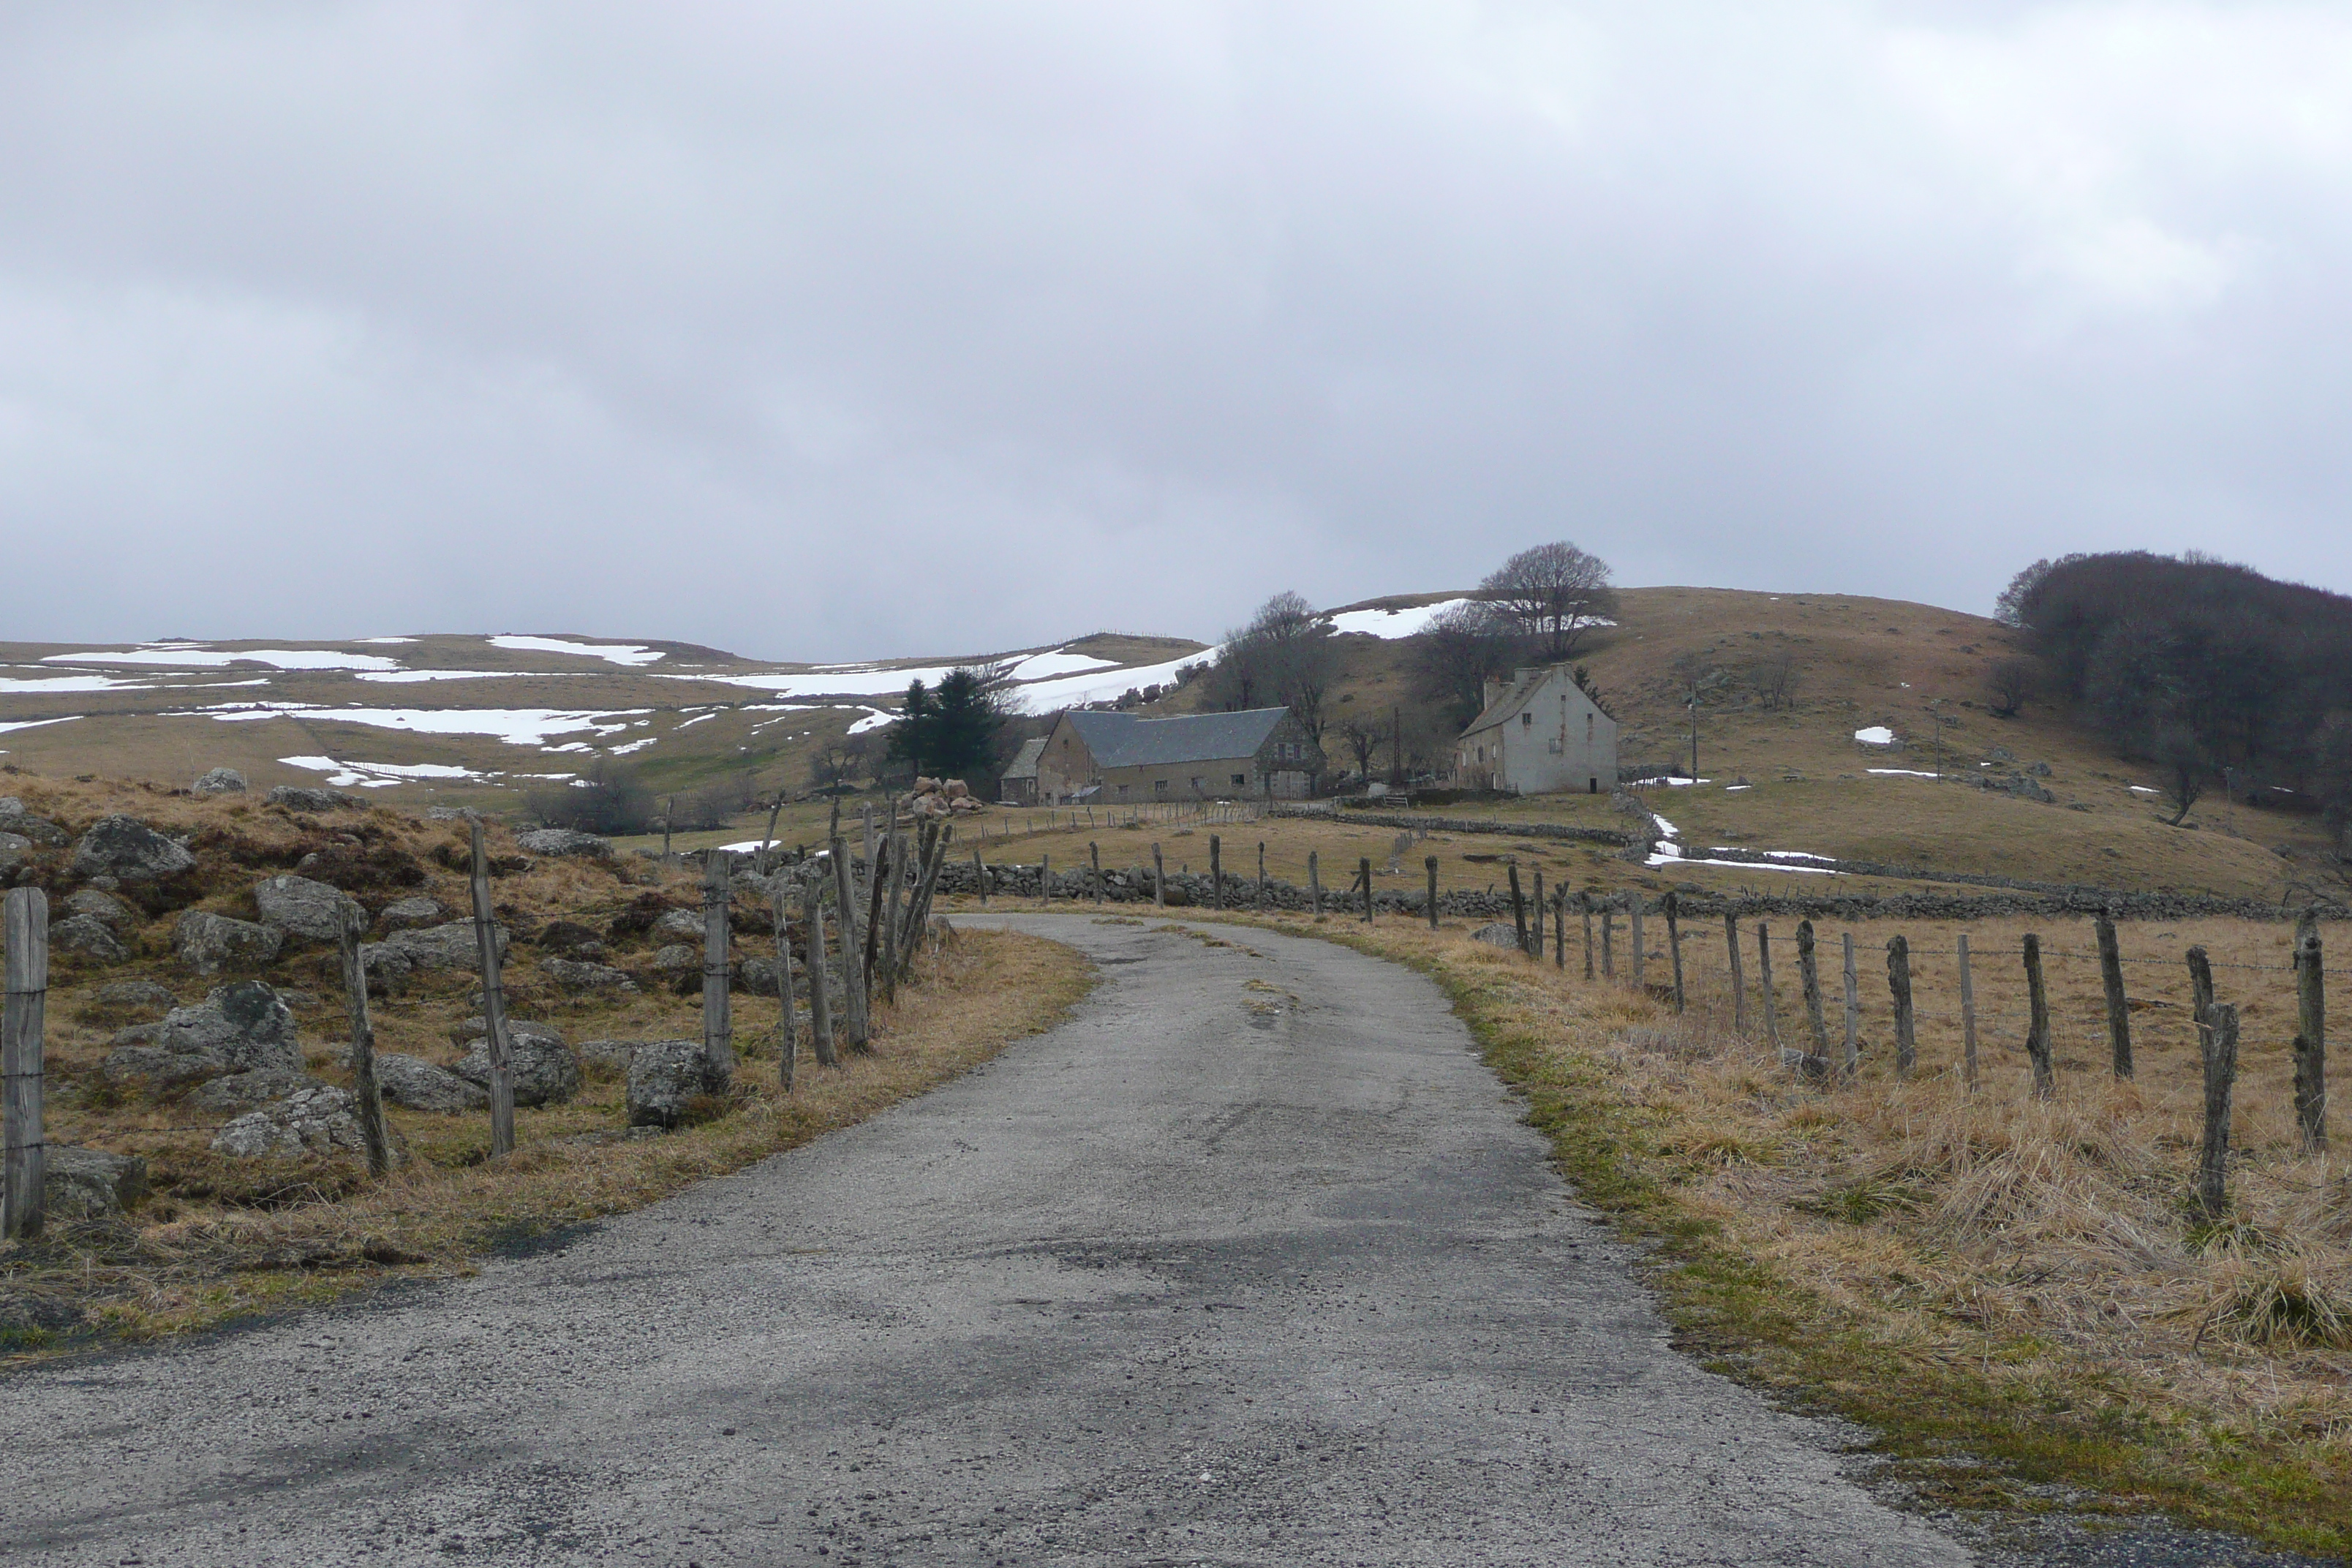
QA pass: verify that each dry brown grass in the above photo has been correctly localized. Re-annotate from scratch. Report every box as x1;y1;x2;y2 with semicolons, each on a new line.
1172;906;2352;1550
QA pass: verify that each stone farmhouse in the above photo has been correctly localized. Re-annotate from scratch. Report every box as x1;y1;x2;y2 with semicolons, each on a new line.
998;736;1048;805
1454;666;1619;795
1034;707;1323;804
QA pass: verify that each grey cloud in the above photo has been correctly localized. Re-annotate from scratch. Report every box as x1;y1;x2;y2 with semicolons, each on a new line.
3;2;2348;658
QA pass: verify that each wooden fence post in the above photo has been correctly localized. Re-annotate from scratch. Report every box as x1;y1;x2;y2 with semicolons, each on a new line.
1886;934;1915;1080
1257;842;1267;909
829;834;871;1055
1309;851;1323;917
3;888;48;1238
1360;857;1373;923
1600;903;1614;978
1425;856;1439;930
1210;835;1222;910
704;848;735;1084
1553;889;1566;970
802;881;837;1068
1629;897;1646;992
1725;911;1746;1033
774;888;797;1092
336;910;392;1177
1840;931;1860;1077
1664;891;1685;1012
2095;911;2133;1079
467;819;516;1158
2187;944;2215;1035
2023;932;2054;1100
974;846;988;906
1532;870;1545;959
1797;920;1830;1065
1153;843;1166;908
1091;841;1103;905
1508;862;1529;956
1040;851;1051;906
1581;895;1596;981
2197;1003;2240;1221
863;837;891;986
1957;932;1978;1094
2294;910;2326;1153
881;824;905;1003
1757;921;1781;1055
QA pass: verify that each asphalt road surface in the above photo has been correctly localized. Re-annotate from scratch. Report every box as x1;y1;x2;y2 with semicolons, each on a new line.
0;915;2076;1564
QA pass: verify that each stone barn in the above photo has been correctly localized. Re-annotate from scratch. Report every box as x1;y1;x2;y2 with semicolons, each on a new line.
1454;666;1618;795
1035;708;1322;804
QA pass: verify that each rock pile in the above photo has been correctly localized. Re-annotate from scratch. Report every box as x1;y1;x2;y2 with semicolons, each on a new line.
907;777;985;819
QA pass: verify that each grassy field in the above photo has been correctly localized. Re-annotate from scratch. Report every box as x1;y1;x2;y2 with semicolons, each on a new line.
1106;903;2352;1555
0;777;1096;1354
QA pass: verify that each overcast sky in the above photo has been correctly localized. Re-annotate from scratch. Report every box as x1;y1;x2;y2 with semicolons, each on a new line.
4;4;2349;660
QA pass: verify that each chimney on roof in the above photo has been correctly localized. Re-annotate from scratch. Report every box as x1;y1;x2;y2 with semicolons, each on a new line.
1483;674;1507;712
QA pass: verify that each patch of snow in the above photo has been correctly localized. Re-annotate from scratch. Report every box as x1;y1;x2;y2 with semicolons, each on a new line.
162;678;271;689
2129;785;2157;795
1657;777;1711;787
1322;600;1470;639
358;669;551;684
1647;849;1838;875
674;712;719;730
845;706;897;735
1853;725;1896;746
1723;785;1752;792
0;715;83;734
1005;649;1119;680
44;648;400;671
1652;814;1679;840
0;674;152;693
488;636;664;666
356;636;417;644
1007;648;1222;713
1761;849;1837;862
609;737;657;755
1867;768;1942;778
204;706;646;745
280;755;486;787
695;664;963;699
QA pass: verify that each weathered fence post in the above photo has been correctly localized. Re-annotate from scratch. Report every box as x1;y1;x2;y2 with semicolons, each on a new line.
974;846;988;906
2197;1003;2241;1221
704;848;735;1083
1425;855;1439;930
1508;862;1529;956
1040;851;1051;906
1886;934;1915;1081
1581;895;1596;981
1153;843;1166;908
2095;911;2133;1080
1553;889;1566;970
1797;920;1830;1066
774;888;798;1092
1664;890;1685;1013
467;819;516;1158
3;888;48;1238
862;837;890;988
1532;870;1545;959
829;834;871;1055
1257;842;1267;909
802;881;837;1068
2187;944;2215;1035
1957;932;1979;1094
1840;931;1861;1078
2294;910;2326;1153
1600;903;1614;978
1210;835;1222;910
1757;921;1781;1055
1360;857;1373;923
1308;851;1324;917
1725;910;1746;1033
1090;841;1103;905
881;824;905;1003
2023;932;2054;1100
336;908;392;1177
1629;897;1646;992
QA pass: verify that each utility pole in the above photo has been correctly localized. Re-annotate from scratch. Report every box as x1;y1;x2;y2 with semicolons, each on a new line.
1687;679;1700;782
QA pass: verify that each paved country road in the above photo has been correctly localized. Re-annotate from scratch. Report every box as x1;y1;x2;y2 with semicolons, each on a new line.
0;917;2118;1564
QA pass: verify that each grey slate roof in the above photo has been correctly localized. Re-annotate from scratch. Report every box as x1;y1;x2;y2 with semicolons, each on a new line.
1066;707;1292;768
1462;666;1576;739
1001;736;1048;780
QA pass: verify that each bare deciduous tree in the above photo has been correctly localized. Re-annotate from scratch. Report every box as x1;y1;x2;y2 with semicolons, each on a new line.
1206;590;1338;742
1747;649;1798;711
2156;728;2206;826
1411;600;1518;727
1987;655;2036;719
1479;541;1617;660
1337;717;1382;779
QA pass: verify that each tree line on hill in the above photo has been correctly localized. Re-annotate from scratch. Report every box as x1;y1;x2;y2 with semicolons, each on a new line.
1999;551;2352;838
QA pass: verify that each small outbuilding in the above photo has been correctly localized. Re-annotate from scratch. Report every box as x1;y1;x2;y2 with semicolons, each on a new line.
998;736;1048;805
1454;666;1618;795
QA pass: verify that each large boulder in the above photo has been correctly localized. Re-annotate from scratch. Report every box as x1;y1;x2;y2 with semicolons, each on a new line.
1471;922;1523;950
375;896;445;931
515;827;611;859
265;785;358;811
0;801;69;847
72;815;197;881
649;908;705;943
63;888;136;928
575;1039;641;1074
252;875;365;943
101;981;299;1091
542;957;635;992
188;1068;317;1116
192;767;247;796
369;1052;488;1113
0;833;31;872
211;1085;366;1159
651;942;698;974
173;911;284;974
627;1040;728;1129
535;919;604;954
44;1147;149;1221
451;1033;582;1107
737;955;786;997
360;920;508;979
48;914;126;964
